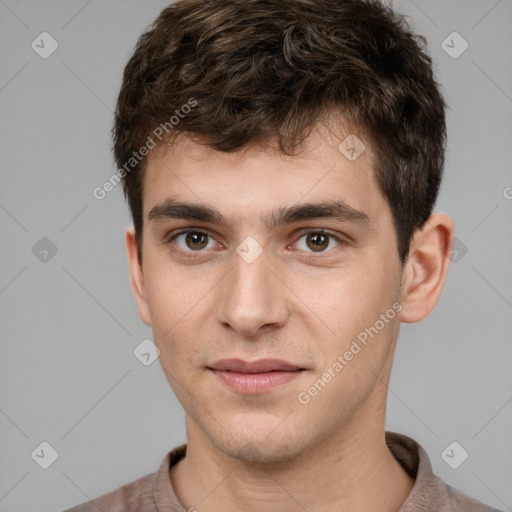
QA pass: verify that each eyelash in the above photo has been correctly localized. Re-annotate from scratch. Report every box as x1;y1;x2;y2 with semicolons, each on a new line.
165;229;345;259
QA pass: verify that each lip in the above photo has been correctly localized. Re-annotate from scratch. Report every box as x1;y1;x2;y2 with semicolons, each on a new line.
208;358;304;373
207;358;306;394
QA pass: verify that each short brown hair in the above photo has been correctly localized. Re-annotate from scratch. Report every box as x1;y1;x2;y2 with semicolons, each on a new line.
113;0;446;265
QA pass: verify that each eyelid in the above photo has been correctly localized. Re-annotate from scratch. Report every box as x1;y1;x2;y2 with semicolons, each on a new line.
165;228;221;254
290;229;345;256
292;227;346;243
164;227;215;244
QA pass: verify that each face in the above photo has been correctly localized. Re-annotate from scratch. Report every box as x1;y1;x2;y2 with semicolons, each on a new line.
127;123;407;463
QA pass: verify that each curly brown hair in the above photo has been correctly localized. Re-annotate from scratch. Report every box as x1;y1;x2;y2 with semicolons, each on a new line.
113;0;446;265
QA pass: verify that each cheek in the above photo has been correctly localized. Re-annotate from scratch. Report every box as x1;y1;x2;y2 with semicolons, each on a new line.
296;272;399;414
143;246;208;324
142;267;200;361
299;259;400;371
304;263;390;328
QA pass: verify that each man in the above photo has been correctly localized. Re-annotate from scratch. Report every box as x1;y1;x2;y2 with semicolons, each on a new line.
65;0;502;510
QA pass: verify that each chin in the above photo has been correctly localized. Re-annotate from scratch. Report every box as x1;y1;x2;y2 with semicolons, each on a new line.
205;423;306;465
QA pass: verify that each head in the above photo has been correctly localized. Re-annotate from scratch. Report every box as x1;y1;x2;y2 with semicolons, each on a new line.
118;0;453;463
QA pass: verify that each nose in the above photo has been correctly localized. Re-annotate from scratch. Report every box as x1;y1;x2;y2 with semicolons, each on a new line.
216;246;290;337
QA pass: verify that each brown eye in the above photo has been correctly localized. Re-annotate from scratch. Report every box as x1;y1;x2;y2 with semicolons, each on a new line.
295;231;341;253
185;232;208;250
171;230;215;252
306;233;329;252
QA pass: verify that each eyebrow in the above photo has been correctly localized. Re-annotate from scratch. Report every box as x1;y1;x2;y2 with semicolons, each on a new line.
147;197;373;231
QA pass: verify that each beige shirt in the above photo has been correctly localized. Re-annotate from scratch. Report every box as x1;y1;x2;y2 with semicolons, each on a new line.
63;431;503;512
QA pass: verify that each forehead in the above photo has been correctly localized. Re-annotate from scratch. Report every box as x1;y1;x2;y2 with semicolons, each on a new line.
141;123;390;230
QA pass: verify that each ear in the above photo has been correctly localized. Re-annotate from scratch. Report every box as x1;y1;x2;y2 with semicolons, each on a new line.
399;213;454;323
125;226;152;327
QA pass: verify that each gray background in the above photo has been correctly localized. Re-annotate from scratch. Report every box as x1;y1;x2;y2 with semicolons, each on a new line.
0;1;511;511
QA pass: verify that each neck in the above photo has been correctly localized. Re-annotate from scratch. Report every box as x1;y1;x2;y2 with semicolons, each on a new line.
170;388;415;512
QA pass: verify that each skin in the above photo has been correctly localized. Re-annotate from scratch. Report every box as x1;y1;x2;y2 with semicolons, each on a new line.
125;121;454;512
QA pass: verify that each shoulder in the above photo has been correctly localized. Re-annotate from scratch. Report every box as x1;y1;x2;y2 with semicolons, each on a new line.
62;470;157;512
61;445;189;512
437;481;505;512
62;445;187;512
385;431;504;512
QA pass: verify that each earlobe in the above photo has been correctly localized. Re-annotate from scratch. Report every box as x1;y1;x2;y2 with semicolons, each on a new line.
399;213;454;323
125;226;152;327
